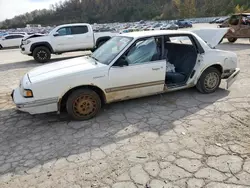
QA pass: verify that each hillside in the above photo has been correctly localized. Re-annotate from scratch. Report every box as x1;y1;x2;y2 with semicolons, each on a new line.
0;0;250;29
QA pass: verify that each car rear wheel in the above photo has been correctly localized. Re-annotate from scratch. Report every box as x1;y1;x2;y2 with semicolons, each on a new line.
227;37;237;43
33;46;51;63
196;67;221;94
66;89;101;121
0;44;2;50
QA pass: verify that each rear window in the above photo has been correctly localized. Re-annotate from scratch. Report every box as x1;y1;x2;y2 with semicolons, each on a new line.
71;26;88;34
229;15;241;25
169;36;193;45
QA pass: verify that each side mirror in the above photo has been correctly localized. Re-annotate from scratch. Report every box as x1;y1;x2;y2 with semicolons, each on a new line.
114;57;128;67
53;32;59;37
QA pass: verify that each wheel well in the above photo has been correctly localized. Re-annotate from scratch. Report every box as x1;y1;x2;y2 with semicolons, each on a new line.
59;85;106;112
209;64;223;74
31;43;53;54
96;37;111;46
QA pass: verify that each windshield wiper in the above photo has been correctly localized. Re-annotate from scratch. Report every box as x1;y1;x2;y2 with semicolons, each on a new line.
90;56;99;65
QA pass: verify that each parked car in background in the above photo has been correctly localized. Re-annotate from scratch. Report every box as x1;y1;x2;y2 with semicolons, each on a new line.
216;17;229;24
223;13;250;43
0;34;25;49
175;20;193;28
160;22;179;30
210;18;220;24
12;29;240;120
20;23;118;63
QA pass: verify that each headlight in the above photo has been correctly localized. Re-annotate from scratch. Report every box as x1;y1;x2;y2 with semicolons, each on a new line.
23;40;31;45
23;89;33;98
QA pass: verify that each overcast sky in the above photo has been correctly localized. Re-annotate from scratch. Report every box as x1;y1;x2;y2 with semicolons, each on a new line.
0;0;61;21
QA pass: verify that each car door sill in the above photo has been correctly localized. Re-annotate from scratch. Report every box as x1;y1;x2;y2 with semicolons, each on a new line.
165;83;187;89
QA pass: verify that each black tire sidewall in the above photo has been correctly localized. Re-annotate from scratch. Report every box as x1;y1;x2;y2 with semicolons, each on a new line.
33;47;51;63
197;67;221;94
66;89;101;121
227;38;237;43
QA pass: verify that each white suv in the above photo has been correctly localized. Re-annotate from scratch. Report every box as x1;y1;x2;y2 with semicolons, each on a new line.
0;34;25;49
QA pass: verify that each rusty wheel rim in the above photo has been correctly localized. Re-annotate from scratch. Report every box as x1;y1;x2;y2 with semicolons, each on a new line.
73;94;97;117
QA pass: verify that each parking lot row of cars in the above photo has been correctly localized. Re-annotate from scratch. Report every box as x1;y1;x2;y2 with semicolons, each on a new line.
0;19;194;49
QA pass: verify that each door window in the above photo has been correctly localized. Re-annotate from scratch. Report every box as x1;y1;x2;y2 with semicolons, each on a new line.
168;36;193;45
240;15;250;25
5;35;24;39
124;37;163;65
71;26;88;34
229;15;241;25
57;27;71;36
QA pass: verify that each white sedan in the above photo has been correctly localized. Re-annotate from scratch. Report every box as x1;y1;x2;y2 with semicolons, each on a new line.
0;34;25;49
12;29;240;120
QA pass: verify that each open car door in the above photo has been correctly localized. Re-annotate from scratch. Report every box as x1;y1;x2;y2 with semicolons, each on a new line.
107;37;166;102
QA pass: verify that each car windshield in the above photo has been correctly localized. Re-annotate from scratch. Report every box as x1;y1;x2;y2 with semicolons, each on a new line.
91;36;133;65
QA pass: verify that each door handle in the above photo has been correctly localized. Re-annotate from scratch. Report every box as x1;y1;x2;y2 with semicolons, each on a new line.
152;68;160;71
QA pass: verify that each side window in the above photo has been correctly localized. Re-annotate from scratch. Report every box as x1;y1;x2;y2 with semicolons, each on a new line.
57;27;71;36
169;36;193;45
5;35;20;40
71;26;88;35
12;35;24;39
124;37;162;65
241;16;250;25
229;15;240;25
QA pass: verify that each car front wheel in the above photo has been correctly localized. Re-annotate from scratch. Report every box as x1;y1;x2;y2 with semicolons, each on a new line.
196;67;221;94
33;46;51;63
0;44;2;50
66;89;101;121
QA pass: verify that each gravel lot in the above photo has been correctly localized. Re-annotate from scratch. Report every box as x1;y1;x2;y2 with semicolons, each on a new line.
0;24;250;188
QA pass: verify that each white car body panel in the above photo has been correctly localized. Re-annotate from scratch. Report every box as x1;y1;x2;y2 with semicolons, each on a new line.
106;60;166;102
13;29;240;115
0;35;24;48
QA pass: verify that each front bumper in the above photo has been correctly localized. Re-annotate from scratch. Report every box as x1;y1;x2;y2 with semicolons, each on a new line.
11;88;58;114
226;68;240;89
20;44;32;55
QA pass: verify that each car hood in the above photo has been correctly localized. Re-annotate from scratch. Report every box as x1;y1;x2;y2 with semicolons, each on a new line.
28;56;106;83
192;28;229;48
23;33;46;40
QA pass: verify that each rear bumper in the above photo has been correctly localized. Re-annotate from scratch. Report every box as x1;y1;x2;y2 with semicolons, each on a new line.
11;88;58;114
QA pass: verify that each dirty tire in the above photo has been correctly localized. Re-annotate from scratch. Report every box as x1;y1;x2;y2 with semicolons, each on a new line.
33;46;51;63
97;40;106;48
66;89;101;121
196;67;221;94
0;44;2;50
227;37;237;43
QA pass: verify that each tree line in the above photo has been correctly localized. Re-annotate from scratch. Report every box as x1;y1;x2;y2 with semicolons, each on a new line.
0;0;250;29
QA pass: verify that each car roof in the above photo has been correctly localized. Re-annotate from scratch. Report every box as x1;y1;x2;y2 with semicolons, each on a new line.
233;13;250;16
57;23;90;27
4;34;24;36
120;30;193;39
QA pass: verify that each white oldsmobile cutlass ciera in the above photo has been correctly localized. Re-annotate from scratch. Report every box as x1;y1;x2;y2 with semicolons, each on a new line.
12;28;240;120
